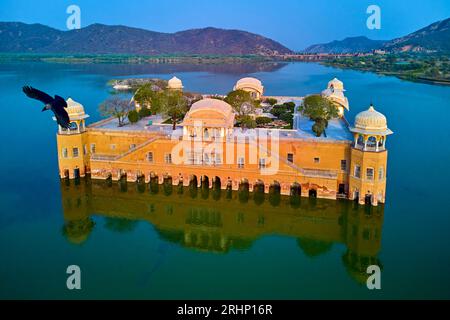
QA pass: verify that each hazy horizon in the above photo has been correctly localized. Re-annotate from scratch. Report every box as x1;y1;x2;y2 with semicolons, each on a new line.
1;0;449;51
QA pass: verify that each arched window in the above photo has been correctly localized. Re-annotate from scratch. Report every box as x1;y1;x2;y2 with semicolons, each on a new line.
367;136;377;148
357;135;364;147
366;167;374;180
69;122;78;131
378;167;384;180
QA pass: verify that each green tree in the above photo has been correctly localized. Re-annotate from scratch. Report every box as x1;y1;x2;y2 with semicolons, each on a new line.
264;98;278;106
138;106;152;118
128;110;139;123
99;96;133;127
224;90;258;117
155;90;189;130
256;117;273;125
301;95;339;137
134;84;154;109
237;115;256;129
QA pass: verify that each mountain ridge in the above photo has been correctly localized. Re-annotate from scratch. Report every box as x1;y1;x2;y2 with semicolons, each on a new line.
304;17;450;53
0;22;292;56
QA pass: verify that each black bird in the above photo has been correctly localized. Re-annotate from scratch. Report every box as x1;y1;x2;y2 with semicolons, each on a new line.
22;86;70;129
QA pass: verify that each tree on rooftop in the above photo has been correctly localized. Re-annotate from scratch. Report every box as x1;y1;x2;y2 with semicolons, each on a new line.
224;89;259;129
134;83;155;109
237;115;256;129
99;96;133;127
224;90;259;117
301;94;339;137
157;90;189;130
128;110;139;124
264;97;278;106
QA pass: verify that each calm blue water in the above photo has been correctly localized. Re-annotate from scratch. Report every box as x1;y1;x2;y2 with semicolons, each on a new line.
0;61;449;299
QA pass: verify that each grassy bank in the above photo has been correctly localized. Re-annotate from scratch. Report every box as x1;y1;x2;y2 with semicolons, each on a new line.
322;53;450;85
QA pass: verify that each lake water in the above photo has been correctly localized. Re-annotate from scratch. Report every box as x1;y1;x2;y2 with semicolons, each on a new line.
0;61;449;299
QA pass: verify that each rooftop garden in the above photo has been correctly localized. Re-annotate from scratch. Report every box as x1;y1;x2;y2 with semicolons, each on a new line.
100;79;299;130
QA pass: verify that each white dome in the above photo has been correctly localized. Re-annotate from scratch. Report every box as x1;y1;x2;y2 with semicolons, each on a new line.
236;77;263;87
65;98;89;121
354;105;387;131
167;76;183;89
328;78;344;91
233;77;264;97
66;98;85;117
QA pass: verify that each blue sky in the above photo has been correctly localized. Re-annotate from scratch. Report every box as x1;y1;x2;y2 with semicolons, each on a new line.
1;0;449;50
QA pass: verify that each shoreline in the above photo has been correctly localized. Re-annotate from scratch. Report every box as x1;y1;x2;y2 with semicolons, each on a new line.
2;53;449;86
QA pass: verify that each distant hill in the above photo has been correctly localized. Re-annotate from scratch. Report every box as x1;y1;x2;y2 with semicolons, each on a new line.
0;22;292;56
304;36;385;54
303;17;450;54
383;18;450;53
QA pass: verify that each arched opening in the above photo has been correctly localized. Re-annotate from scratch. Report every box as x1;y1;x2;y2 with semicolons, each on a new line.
136;174;146;193
105;173;112;187
119;174;127;193
309;189;317;198
63;169;70;179
338;184;346;195
212;177;221;201
238;179;249;203
213;177;221;190
269;181;281;207
365;193;372;206
201;176;210;189
378;136;385;148
163;175;173;196
201;176;209;199
177;174;184;194
253;180;265;205
189;175;198;198
74;167;80;179
189;175;198;188
69;122;78;132
367;136;377;149
226;177;233;191
354;189;360;202
290;183;301;196
357;134;365;148
149;173;159;194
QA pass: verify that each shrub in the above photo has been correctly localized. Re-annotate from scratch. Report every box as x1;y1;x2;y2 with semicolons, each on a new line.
138;107;152;118
128;110;139;123
256;117;273;125
265;98;278;106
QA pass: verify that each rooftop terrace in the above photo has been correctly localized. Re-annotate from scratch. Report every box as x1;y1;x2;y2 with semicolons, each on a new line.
89;113;352;143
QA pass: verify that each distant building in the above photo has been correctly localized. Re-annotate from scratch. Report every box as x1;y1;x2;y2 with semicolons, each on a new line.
233;77;264;99
55;77;392;206
322;77;349;117
167;76;184;91
374;49;387;55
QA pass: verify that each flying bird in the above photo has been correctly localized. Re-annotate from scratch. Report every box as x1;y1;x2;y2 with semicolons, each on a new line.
22;86;70;129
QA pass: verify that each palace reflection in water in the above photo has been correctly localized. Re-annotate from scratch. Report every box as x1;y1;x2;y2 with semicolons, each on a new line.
60;177;384;285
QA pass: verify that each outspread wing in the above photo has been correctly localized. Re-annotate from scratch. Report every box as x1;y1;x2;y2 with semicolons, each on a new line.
53;105;70;129
22;86;54;105
54;95;68;108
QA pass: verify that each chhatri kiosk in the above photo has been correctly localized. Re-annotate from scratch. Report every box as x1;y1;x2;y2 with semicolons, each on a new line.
55;76;393;206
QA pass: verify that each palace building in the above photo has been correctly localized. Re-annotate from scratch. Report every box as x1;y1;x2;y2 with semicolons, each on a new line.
233;77;264;99
55;77;393;206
